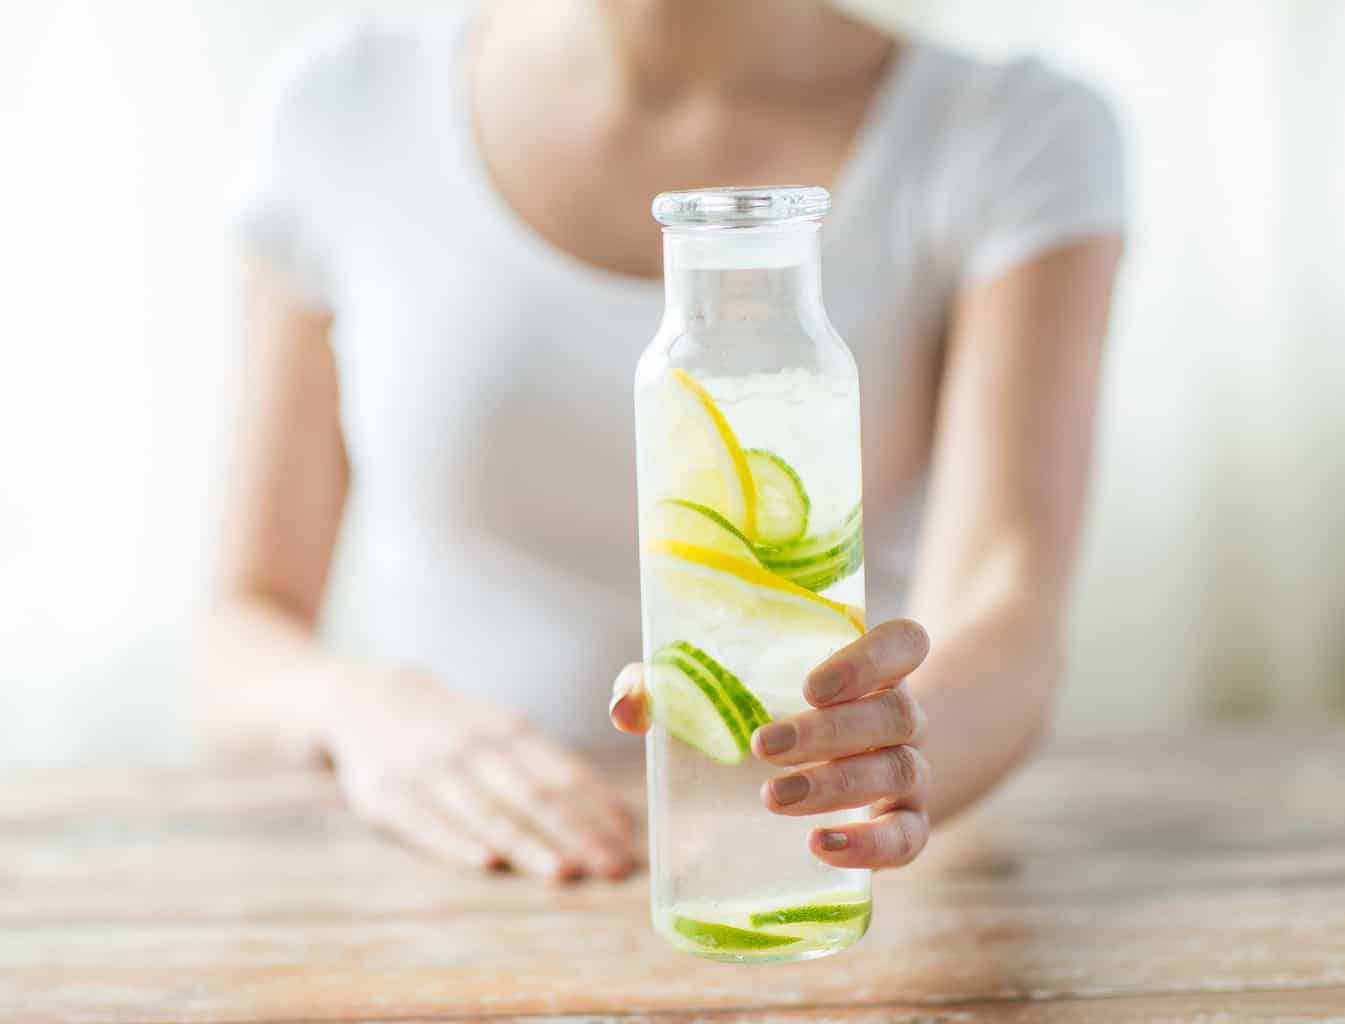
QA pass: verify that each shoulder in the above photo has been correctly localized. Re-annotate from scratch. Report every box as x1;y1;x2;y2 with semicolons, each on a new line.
973;51;1115;120
914;44;1123;165
255;13;463;142
234;13;467;304
891;43;1125;284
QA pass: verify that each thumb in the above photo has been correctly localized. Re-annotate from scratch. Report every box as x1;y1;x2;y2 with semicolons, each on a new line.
609;663;649;735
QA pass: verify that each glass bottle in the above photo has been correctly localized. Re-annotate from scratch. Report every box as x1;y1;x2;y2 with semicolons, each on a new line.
634;186;869;962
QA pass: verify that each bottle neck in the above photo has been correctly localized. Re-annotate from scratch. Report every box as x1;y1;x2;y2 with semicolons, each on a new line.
661;224;825;329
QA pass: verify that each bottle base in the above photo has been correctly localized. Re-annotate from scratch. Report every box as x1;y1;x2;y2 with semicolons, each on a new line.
665;936;864;965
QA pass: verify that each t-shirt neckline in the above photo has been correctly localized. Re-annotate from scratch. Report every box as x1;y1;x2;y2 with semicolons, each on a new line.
439;9;928;293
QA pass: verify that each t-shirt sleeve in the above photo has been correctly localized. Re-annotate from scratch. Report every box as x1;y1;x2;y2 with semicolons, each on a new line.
231;21;364;311
959;62;1127;285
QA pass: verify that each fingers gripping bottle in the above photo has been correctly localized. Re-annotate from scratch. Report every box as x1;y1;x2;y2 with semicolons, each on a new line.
635;187;870;961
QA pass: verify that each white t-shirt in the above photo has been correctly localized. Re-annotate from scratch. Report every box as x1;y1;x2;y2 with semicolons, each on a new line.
235;12;1125;745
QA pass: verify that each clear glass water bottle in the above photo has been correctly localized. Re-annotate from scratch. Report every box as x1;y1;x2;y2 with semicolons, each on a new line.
634;186;869;962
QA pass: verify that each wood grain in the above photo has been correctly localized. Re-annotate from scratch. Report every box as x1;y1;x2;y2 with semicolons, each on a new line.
1;732;1342;1023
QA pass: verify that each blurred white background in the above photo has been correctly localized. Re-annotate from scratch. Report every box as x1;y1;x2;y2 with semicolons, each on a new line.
2;0;1342;761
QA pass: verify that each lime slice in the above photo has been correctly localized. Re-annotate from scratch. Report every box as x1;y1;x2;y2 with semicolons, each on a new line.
750;901;871;928
745;449;809;545
757;504;863;593
653;370;758;539
648;642;767;764
650;499;759;563
649;539;865;635
672;915;802;950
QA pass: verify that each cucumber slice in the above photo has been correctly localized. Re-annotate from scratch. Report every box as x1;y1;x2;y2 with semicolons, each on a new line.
650;499;759;563
750;900;871;928
757;503;860;560
665;640;770;735
761;534;855;570
648;653;745;764
648;642;768;764
745;449;810;545
757;504;864;592
672;915;802;950
777;535;864;592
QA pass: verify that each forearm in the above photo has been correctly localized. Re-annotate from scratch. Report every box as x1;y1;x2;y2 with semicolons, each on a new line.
199;591;352;764
907;589;1062;825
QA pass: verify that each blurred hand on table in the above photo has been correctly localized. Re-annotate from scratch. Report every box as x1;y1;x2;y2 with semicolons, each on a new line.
327;667;638;882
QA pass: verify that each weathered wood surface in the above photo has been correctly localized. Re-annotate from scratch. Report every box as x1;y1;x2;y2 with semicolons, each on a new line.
2;732;1343;1023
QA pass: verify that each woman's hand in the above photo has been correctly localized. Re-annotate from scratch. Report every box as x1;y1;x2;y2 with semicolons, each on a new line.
328;667;638;882
611;619;932;870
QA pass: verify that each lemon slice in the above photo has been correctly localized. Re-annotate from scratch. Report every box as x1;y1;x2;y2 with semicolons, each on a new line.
654;370;758;539
648;539;865;635
650;499;759;563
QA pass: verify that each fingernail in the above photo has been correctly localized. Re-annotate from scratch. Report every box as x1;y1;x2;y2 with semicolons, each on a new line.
551;859;582;883
820;830;849;851
755;722;796;756
770;774;810;805
806;670;844;704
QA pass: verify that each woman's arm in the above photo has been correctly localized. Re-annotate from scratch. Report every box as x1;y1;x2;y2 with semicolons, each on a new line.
200;268;349;763
906;235;1123;822
202;268;638;879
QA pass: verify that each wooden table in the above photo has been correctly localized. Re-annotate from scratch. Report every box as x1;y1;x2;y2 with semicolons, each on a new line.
3;732;1344;1023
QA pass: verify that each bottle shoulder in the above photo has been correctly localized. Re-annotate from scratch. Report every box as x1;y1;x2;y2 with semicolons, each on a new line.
635;319;858;397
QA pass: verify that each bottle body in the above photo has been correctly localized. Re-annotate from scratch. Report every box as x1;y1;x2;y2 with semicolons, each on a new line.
635;198;870;962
